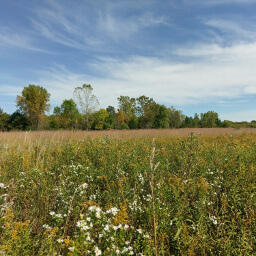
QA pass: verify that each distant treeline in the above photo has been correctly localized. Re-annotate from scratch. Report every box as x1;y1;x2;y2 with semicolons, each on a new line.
0;84;255;131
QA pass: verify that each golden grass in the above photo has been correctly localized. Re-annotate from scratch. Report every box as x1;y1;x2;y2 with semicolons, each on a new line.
0;128;256;144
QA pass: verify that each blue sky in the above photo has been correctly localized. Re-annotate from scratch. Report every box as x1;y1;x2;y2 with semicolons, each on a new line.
1;0;256;121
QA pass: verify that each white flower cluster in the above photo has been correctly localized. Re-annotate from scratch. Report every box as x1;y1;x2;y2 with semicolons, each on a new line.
88;205;102;218
80;183;88;189
73;205;150;255
0;183;6;189
209;215;218;225
106;207;119;216
49;211;65;219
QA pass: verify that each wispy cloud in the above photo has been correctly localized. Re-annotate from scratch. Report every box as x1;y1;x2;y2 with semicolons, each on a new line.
204;19;256;41
0;27;49;52
34;38;256;112
0;85;22;96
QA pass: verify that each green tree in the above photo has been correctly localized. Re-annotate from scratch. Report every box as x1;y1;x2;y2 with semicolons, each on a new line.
0;108;10;131
136;96;154;116
106;106;116;115
114;109;125;129
118;96;136;116
200;111;219;128
136;96;158;129
193;113;200;127
73;84;99;130
9;111;29;130
184;116;194;128
128;115;139;129
91;109;109;130
168;107;184;128
60;99;80;129
16;84;50;130
153;105;169;129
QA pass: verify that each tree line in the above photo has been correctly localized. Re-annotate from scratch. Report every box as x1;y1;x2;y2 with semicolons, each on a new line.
0;84;255;131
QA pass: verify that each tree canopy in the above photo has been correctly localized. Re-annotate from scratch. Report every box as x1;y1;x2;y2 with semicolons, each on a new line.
0;84;255;131
16;84;50;129
73;84;99;130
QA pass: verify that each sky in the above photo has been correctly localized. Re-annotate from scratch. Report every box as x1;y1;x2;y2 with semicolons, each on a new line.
1;0;256;122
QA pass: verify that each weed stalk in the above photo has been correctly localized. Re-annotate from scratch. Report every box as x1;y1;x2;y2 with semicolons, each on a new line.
149;139;160;256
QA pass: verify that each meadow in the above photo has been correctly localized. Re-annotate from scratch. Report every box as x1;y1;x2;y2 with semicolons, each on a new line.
1;128;256;255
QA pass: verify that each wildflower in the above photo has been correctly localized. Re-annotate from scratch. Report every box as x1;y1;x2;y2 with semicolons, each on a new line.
136;228;143;234
42;224;52;229
113;225;119;231
77;220;90;230
89;195;96;200
80;183;88;189
57;238;64;243
106;207;119;215
86;234;92;242
104;224;110;231
0;183;5;189
89;206;102;218
94;246;102;256
124;224;129;230
68;247;75;252
209;215;218;225
49;211;55;216
122;248;128;253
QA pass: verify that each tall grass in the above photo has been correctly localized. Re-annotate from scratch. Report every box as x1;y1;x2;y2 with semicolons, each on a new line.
0;131;256;255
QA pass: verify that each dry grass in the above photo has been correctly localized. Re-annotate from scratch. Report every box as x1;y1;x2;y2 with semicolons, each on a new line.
0;128;256;144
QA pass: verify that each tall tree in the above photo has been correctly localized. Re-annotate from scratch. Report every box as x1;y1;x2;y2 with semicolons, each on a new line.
60;99;80;129
117;96;136;116
16;84;50;130
200;111;219;128
153;105;169;129
168;107;184;128
136;97;158;129
73;84;99;130
136;95;155;116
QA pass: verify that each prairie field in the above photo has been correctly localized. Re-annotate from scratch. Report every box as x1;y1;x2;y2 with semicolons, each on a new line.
1;129;256;255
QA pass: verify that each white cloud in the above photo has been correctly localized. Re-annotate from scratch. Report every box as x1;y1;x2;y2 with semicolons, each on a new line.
0;85;22;96
204;19;256;41
34;40;256;113
0;27;49;52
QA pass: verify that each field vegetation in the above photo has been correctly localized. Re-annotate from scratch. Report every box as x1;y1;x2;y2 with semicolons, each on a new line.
1;129;256;255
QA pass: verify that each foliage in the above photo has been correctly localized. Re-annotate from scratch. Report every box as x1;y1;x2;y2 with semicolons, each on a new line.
2;87;255;130
117;96;136;116
168;106;185;128
16;85;50;130
1;133;256;254
200;111;220;128
0;108;10;131
91;109;110;130
53;99;80;130
9;111;29;131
